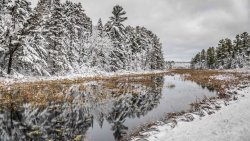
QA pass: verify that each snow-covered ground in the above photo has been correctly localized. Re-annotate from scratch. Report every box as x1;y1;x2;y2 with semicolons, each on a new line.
0;69;168;85
223;68;250;74
133;85;250;141
210;74;236;81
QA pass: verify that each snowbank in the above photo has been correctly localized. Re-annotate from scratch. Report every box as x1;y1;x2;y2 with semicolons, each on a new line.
133;86;250;141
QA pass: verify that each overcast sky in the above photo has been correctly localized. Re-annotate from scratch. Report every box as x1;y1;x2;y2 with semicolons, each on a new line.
31;0;250;61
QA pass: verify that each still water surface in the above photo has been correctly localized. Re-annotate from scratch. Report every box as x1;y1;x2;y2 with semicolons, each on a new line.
0;74;216;141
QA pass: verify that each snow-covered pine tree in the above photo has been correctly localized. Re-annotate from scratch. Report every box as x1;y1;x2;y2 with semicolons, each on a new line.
206;47;216;69
134;27;150;70
223;38;233;68
12;10;51;76
192;52;202;69
84;24;113;71
199;49;206;69
63;1;82;70
240;32;249;67
232;34;241;68
216;39;226;68
35;0;52;16
0;0;10;10
43;0;71;74
151;34;165;70
1;2;165;76
108;5;127;40
106;5;128;71
97;18;103;36
63;0;92;71
0;0;34;74
192;32;250;69
123;26;138;70
0;0;11;75
246;34;250;67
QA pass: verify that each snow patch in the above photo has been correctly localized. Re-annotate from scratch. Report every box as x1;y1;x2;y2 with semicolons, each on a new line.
210;74;236;81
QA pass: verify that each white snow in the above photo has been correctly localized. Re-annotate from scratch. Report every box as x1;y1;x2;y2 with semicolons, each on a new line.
0;69;168;85
133;86;250;141
223;68;250;74
210;74;236;81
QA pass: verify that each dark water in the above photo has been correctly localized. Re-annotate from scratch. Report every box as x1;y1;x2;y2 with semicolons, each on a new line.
0;74;216;141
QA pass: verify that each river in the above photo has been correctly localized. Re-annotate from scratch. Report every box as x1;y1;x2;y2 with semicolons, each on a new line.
0;74;216;141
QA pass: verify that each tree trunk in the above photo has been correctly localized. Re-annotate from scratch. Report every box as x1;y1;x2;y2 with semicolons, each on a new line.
7;52;13;74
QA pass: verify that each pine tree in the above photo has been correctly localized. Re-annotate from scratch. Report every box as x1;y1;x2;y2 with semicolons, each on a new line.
224;38;233;68
247;35;250;56
0;0;33;74
35;0;52;15
207;47;216;69
0;0;10;10
233;35;241;58
13;11;50;75
216;39;227;68
240;32;248;51
1;2;165;75
241;32;250;67
106;5;128;71
192;52;202;69
85;26;113;71
148;34;164;70
63;0;77;67
97;18;103;36
43;0;70;74
97;18;103;30
199;49;206;69
192;32;250;69
60;1;91;72
0;0;10;74
107;5;127;40
247;35;250;67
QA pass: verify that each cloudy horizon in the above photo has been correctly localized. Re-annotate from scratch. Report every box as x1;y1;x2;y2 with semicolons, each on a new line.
31;0;250;62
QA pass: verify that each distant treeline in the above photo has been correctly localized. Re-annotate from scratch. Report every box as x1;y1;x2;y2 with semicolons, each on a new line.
191;32;250;69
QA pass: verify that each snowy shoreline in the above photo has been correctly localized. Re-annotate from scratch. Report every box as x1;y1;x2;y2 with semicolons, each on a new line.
0;70;169;85
131;71;250;141
137;85;250;141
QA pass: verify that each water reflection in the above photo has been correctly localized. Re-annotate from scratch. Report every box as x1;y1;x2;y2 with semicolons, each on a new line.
0;76;164;141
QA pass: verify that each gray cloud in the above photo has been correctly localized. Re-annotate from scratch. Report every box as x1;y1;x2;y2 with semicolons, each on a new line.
31;0;250;61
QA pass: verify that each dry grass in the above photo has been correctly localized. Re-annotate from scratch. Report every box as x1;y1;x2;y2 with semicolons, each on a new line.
0;72;166;111
171;69;247;98
2;71;169;87
170;69;250;116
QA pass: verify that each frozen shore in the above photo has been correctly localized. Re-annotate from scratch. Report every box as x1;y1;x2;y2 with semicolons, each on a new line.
133;84;250;141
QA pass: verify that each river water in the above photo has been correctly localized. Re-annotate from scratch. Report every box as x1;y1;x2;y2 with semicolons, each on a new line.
0;74;216;141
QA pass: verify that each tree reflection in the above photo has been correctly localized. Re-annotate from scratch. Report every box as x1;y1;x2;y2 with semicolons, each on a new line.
0;75;164;141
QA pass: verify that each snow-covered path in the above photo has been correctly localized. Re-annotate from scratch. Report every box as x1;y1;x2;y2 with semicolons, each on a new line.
146;86;250;141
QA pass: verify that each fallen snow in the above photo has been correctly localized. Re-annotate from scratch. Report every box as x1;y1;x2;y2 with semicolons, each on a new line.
222;67;250;74
133;86;250;141
0;69;168;85
210;74;236;81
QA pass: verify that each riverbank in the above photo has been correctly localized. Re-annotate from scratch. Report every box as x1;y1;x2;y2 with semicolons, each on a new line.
130;69;250;141
0;70;169;86
142;86;250;141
